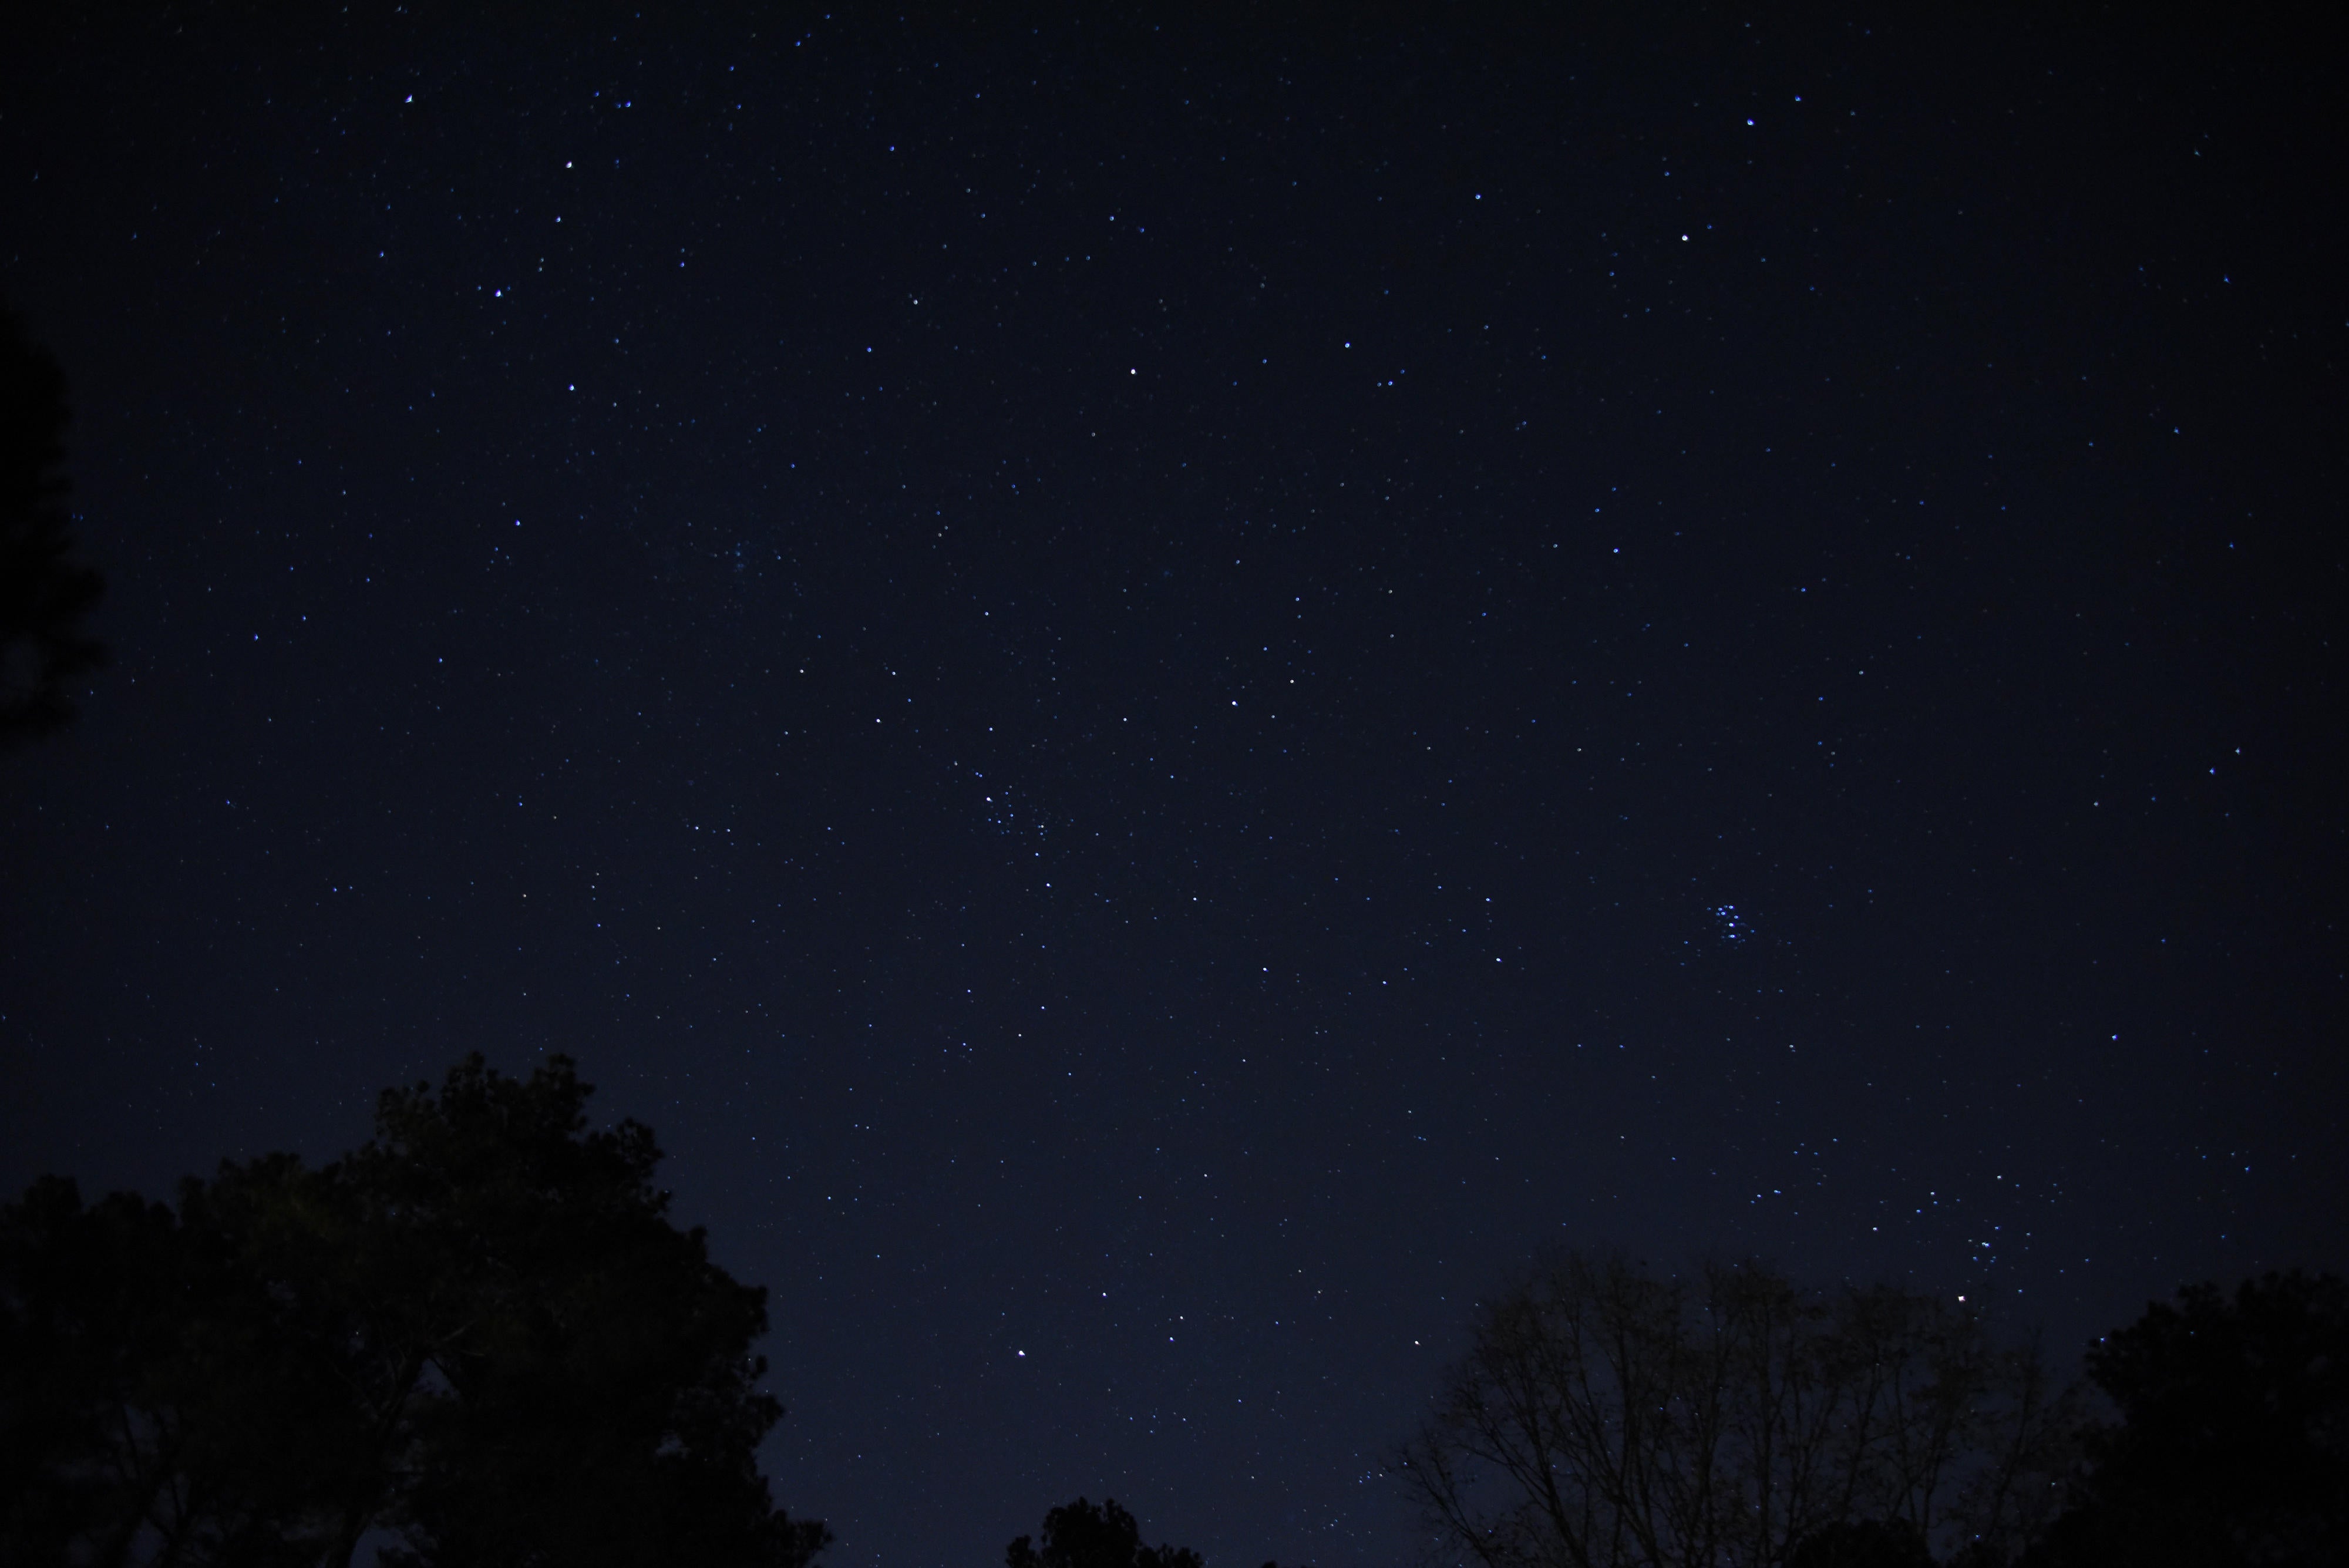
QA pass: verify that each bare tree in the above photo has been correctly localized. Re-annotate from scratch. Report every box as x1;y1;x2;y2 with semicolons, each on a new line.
1393;1253;2076;1568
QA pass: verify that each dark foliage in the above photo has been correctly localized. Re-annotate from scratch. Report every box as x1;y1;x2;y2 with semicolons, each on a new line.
1007;1498;1204;1568
0;1055;829;1568
1786;1518;1935;1568
0;305;104;747
2027;1271;2347;1568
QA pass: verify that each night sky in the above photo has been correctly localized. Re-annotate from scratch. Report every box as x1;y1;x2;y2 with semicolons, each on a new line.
2;7;2343;1566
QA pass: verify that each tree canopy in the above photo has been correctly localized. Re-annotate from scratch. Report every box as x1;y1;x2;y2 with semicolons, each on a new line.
1007;1497;1204;1568
0;304;104;748
8;1058;2340;1568
0;1054;829;1568
2025;1271;2348;1568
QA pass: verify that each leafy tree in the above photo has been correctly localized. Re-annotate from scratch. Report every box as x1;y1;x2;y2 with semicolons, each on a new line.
1007;1497;1204;1568
2026;1271;2347;1568
0;1054;830;1568
1393;1252;2077;1568
0;304;105;748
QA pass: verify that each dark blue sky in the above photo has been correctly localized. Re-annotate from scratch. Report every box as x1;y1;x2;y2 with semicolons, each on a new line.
2;8;2341;1566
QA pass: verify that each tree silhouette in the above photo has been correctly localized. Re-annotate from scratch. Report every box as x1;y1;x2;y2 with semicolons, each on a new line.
1394;1252;2077;1568
2026;1271;2347;1568
0;1054;830;1568
0;304;105;748
1007;1498;1204;1568
1785;1518;1934;1568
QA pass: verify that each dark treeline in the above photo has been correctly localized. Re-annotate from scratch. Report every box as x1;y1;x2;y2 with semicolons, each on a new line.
0;1057;828;1568
1008;1496;1210;1568
1396;1253;2347;1568
4;1054;2343;1567
0;303;104;749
